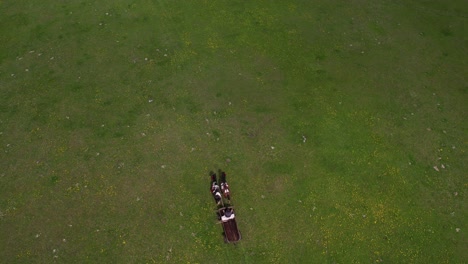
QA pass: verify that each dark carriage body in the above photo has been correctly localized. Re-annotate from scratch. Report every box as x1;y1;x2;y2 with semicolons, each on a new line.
218;207;241;243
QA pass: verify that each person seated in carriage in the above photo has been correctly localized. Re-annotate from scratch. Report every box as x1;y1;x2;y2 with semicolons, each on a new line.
220;207;235;222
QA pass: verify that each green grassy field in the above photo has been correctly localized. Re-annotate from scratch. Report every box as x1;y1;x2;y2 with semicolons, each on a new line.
1;0;467;263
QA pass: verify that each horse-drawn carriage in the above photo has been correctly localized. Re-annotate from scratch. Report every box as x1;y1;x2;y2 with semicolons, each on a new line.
210;170;241;243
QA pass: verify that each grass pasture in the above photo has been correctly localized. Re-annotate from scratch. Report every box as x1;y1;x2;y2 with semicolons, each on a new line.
0;0;467;263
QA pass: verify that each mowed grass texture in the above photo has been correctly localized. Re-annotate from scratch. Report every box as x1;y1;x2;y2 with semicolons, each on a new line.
0;0;467;263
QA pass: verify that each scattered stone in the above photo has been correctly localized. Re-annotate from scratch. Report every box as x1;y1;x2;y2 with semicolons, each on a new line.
456;228;460;232
433;166;439;172
441;164;445;169
271;146;275;150
161;165;166;169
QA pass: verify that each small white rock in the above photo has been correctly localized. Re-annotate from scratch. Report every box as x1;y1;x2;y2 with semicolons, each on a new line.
456;228;460;232
433;166;439;172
